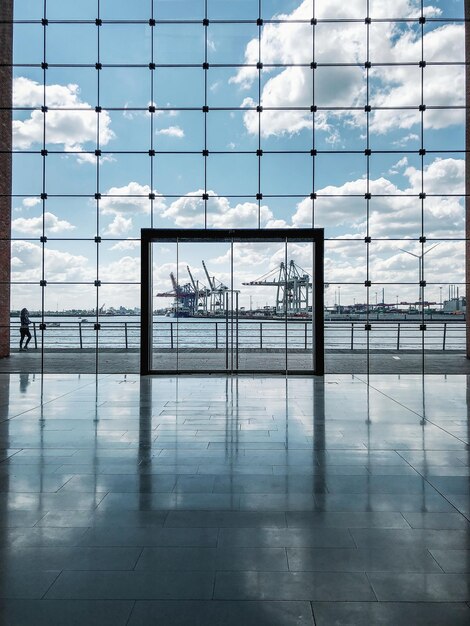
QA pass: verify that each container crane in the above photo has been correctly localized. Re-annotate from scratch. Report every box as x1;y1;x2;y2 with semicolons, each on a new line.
202;260;229;314
243;260;312;315
186;266;210;314
156;272;197;316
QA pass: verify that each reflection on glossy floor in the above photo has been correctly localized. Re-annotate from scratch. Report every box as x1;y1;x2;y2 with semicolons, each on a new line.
0;373;469;625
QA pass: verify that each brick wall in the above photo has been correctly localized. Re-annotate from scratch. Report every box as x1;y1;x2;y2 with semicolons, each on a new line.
0;1;13;358
466;0;470;358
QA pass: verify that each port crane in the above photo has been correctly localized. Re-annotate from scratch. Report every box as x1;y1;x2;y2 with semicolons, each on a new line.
156;272;197;315
156;262;238;317
243;260;312;314
202;260;229;314
186;266;210;314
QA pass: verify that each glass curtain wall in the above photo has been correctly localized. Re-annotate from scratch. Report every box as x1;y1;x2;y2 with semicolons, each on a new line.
7;0;466;374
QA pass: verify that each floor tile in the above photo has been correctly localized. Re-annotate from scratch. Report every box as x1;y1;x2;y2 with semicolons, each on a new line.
286;511;409;529
402;511;470;530
430;549;470;573
311;601;470;626
0;546;141;571
45;570;215;600
78;526;219;547
368;572;470;601
350;528;470;550
0;570;60;599
127;600;314;626
135;546;288;571
286;547;443;572
0;600;134;626
165;511;286;528
214;571;376;601
218;527;355;548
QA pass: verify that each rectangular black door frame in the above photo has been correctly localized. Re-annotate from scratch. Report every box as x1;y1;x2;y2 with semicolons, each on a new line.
141;228;324;375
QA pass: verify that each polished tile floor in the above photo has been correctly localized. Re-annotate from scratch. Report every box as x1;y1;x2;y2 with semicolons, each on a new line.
0;373;469;625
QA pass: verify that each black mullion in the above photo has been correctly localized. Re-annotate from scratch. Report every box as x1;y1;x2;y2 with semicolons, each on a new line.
150;0;155;229
284;238;288;374
420;0;425;374
40;0;47;377
366;0;371;378
95;0;101;377
312;0;316;229
176;239;179;372
231;239;234;373
204;0;208;229
257;0;262;229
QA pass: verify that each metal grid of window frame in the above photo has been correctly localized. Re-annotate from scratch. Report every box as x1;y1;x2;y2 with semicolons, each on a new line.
4;0;467;374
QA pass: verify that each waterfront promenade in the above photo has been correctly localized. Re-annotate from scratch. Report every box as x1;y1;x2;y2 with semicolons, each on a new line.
1;349;469;375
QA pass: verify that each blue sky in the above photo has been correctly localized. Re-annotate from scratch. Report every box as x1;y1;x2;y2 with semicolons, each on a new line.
10;0;465;311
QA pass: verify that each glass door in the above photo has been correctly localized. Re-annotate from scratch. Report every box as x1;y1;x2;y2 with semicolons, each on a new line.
141;229;324;375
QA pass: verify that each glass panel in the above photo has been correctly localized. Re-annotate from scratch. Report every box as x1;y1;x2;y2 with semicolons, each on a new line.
12;154;43;196
100;67;151;109
98;284;141;367
208;23;259;65
47;25;97;65
208;0;258;20
176;240;231;372
10;284;42;355
155;24;204;65
42;285;97;373
13;25;43;64
155;0;205;20
287;240;314;372
152;241;178;372
101;0;151;20
233;240;286;372
207;154;258;197
47;0;96;20
101;24;151;65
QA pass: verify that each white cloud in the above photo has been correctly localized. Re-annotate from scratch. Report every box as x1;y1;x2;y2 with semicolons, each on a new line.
231;0;459;138
388;156;409;175
74;149;115;166
162;190;280;229
13;197;42;214
23;197;41;208
392;134;419;147
105;215;133;236
11;241;91;282
110;239;141;251
292;157;464;239
100;182;166;235
12;212;76;235
156;125;185;138
405;157;465;195
12;77;115;156
369;26;464;133
122;104;136;120
100;182;162;217
99;256;140;283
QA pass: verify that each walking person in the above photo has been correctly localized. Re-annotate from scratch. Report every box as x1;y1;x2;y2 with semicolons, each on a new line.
19;307;32;351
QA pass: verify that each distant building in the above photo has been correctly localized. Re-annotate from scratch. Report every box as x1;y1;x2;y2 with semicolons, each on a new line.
442;297;466;314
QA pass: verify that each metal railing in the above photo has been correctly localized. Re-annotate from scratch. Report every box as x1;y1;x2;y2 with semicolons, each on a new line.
8;319;466;351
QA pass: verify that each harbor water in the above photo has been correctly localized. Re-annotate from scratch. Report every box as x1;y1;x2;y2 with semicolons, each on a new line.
9;315;466;351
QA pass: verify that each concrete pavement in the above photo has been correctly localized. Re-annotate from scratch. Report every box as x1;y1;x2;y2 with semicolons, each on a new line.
1;349;469;374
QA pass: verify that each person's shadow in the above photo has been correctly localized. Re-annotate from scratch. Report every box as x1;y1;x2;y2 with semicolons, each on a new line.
19;373;30;393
